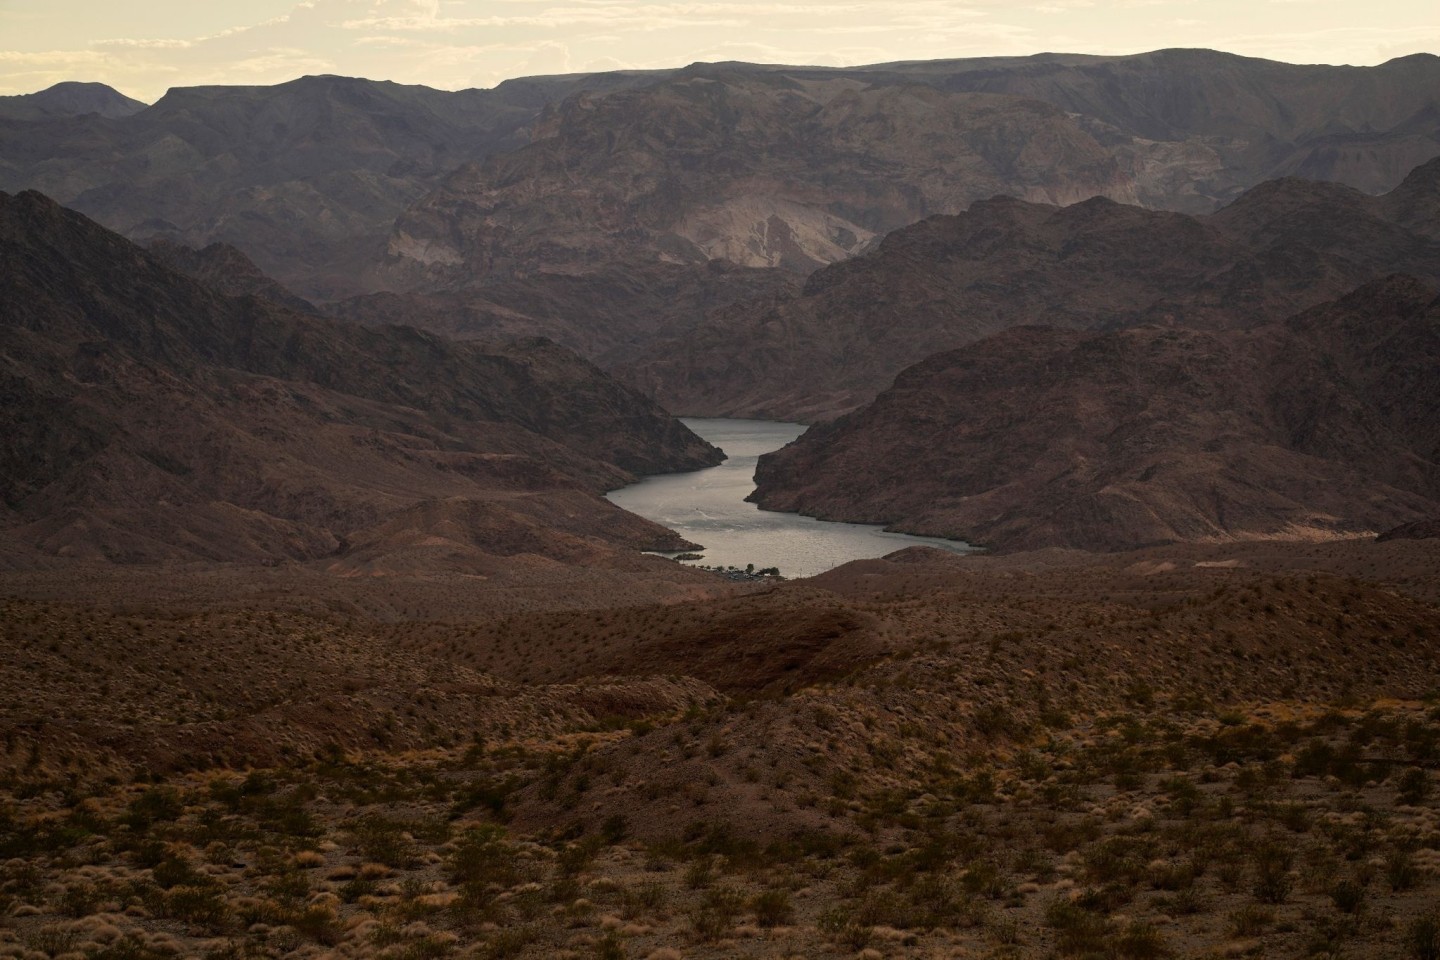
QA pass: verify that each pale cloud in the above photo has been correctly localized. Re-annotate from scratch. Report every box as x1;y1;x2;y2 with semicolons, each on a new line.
93;38;196;50
0;49;105;64
520;39;572;72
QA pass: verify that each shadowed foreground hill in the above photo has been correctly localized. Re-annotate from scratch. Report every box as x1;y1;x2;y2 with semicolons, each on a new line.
2;538;1439;958
751;277;1440;552
0;190;719;567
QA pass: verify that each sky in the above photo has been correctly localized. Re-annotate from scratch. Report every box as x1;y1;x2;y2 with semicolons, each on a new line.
1;0;1436;101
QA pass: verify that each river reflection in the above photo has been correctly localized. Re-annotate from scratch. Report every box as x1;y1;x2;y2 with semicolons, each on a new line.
607;418;976;579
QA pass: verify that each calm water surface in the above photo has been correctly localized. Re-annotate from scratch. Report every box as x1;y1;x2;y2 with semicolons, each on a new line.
607;418;976;579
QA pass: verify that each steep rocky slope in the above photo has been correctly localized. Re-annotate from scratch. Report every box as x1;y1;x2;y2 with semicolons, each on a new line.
146;238;321;314
636;159;1440;420
0;191;718;567
0;72;664;299
749;277;1440;552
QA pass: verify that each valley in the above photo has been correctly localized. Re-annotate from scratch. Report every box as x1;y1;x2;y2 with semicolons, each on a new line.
1;41;1438;960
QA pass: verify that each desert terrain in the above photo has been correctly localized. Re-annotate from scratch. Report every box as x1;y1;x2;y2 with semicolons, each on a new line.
2;44;1438;960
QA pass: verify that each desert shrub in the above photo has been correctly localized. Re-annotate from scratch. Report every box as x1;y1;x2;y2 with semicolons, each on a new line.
25;926;80;956
351;814;413;867
751;887;793;927
1045;898;1113;956
290;904;343;945
449;825;519;888
123;786;183;831
1230;904;1273;936
1387;849;1418;891
152;856;204;889
163;885;230;928
689;885;744;940
479;926;535;960
1252;843;1294;904
1397;768;1430;805
817;905;873;949
59;880;104;917
1112;921;1170;959
1330;878;1365;914
622;880;668;918
1411;915;1440;960
600;814;628;845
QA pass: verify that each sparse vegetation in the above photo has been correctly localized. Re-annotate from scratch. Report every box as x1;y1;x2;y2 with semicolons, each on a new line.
2;541;1438;958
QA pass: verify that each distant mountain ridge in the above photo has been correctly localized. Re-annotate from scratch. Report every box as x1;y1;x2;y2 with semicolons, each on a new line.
0;49;1434;312
0;82;146;121
0;72;666;299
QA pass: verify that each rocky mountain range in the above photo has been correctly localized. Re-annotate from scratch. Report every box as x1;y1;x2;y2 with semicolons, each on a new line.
0;190;718;569
357;52;1440;359
3;51;1439;566
750;275;1440;552
1;50;1434;339
635;158;1440;421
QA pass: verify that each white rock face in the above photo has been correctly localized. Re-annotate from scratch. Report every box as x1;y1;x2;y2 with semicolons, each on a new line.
674;196;875;270
388;233;464;267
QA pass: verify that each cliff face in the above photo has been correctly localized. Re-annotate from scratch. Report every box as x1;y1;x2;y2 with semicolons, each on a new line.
632;159;1440;421
749;277;1440;553
384;70;1134;287
0;191;719;567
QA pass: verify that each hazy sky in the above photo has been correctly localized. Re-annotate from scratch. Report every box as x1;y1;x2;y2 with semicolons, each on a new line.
1;0;1436;101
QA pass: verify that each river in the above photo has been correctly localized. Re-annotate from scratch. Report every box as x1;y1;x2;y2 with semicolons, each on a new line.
606;418;976;579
